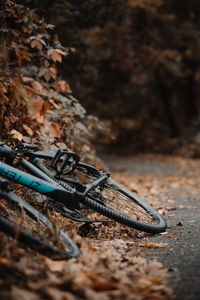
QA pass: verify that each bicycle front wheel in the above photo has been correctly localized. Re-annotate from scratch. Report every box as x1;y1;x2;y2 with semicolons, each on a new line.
81;178;166;233
0;189;81;259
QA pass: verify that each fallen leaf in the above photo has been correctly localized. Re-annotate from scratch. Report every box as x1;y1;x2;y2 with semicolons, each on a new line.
10;129;23;141
10;286;39;300
44;257;67;272
22;124;33;136
46;288;76;300
22;77;34;83
0;257;11;265
50;122;62;136
49;98;61;109
31;80;44;93
138;241;167;248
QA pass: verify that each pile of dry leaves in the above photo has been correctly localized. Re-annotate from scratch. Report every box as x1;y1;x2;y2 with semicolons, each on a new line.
0;163;175;300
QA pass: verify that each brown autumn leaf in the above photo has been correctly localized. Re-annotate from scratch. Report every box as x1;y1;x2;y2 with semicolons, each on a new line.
0;96;6;105
0;257;12;266
50;121;62;136
55;80;71;93
44;72;51;82
0;83;8;94
4;117;10;130
22;124;33;136
10;286;39;300
25;85;35;97
28;98;44;119
46;288;76;300
10;129;23;141
47;49;66;63
61;111;72;124
137;241;167;248
41;101;50;115
21;48;31;61
86;272;116;291
17;4;24;8
22;77;34;83
44;257;67;272
49;98;61;109
31;40;43;51
38;66;51;82
49;66;57;80
31;80;44;93
50;51;62;63
12;41;22;68
28;34;46;51
38;66;50;81
36;115;45;124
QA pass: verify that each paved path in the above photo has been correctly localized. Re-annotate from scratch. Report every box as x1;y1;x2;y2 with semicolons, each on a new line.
100;154;200;300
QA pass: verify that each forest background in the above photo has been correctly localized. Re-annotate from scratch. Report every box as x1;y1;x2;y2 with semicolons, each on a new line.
1;0;200;158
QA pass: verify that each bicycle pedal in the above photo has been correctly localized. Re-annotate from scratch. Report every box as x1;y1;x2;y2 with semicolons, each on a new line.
50;148;80;175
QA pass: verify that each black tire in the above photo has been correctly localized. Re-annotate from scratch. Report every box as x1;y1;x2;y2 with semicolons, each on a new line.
80;178;166;233
0;189;81;259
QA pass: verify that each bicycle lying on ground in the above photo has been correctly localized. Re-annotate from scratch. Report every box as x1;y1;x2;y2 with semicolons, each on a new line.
0;141;166;241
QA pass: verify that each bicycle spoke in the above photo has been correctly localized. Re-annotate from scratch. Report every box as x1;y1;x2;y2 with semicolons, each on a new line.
99;187;154;223
70;168;154;224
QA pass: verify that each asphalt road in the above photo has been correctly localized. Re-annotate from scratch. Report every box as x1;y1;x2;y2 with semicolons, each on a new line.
100;153;200;300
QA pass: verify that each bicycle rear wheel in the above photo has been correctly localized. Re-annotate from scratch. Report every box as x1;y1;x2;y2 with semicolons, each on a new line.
81;178;166;233
0;188;81;259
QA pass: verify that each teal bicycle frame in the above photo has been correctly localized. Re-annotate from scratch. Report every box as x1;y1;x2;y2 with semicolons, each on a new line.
0;160;78;209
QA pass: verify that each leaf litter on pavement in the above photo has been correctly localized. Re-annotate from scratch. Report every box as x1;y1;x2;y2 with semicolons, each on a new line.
2;154;199;300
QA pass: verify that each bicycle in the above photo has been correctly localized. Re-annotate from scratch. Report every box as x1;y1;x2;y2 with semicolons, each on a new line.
0;141;166;234
0;176;81;259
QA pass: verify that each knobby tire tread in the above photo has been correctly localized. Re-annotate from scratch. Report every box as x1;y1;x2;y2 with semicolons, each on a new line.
81;196;166;233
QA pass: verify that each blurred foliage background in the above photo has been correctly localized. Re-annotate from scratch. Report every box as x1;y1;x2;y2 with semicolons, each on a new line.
0;0;109;161
43;0;200;156
1;0;200;157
